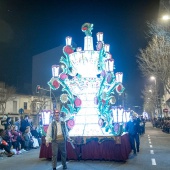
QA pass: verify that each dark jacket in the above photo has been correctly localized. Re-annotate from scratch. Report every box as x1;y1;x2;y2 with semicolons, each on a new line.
126;120;140;135
51;121;68;142
20;119;30;132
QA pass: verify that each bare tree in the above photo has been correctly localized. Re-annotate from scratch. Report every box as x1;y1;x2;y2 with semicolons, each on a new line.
137;32;170;94
142;85;157;118
30;87;53;125
147;21;170;41
0;84;16;115
31;89;51;114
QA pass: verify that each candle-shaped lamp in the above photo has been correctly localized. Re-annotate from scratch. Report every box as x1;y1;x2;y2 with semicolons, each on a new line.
105;59;114;72
96;32;103;42
66;36;72;46
52;65;60;77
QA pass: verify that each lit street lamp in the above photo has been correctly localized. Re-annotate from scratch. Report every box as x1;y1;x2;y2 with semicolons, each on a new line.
150;76;163;119
150;76;156;86
150;76;158;117
162;15;170;21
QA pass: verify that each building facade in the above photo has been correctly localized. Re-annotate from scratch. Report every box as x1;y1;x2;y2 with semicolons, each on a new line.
32;45;63;95
0;94;53;129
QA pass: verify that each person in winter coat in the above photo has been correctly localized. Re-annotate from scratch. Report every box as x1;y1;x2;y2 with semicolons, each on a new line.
126;115;140;155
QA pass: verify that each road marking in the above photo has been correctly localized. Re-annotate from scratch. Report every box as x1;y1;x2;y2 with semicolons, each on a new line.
150;145;153;148
149;141;151;144
57;165;62;169
57;162;69;169
148;136;150;139
149;136;169;139
151;158;156;165
148;138;151;141
150;150;154;154
148;135;150;136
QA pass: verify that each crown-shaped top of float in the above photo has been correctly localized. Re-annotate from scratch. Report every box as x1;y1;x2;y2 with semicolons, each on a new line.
81;23;94;37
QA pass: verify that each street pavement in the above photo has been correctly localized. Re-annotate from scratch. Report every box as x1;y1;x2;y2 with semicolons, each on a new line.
0;122;170;170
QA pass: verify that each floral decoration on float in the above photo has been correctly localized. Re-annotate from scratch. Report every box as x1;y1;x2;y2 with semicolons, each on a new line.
67;119;75;129
60;94;68;103
74;97;82;107
52;80;60;89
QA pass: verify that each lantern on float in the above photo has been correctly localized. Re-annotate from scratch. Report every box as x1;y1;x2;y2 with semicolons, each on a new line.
52;65;60;77
105;58;114;72
66;36;72;46
115;72;123;83
104;44;110;52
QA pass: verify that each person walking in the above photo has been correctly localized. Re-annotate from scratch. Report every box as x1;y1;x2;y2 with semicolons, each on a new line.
45;110;70;170
126;115;140;155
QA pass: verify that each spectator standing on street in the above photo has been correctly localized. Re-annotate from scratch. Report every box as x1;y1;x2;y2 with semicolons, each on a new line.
4;117;12;130
46;110;70;170
1;115;7;129
20;115;30;133
140;116;146;134
126;115;140;155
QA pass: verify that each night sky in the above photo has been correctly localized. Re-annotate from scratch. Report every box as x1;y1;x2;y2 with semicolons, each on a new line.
0;0;160;110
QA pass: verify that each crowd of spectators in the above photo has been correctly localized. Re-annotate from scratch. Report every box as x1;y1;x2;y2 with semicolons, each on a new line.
0;115;42;157
152;117;170;133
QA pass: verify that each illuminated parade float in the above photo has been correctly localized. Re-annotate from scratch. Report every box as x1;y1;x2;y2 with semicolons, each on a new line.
40;23;131;161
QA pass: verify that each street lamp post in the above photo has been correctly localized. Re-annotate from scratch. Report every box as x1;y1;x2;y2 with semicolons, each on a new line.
148;89;154;118
150;76;163;120
150;76;158;117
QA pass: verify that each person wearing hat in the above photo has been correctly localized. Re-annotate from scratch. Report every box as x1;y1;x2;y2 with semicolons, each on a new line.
46;110;70;170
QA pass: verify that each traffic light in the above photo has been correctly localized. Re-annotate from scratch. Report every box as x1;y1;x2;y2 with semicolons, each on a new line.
36;85;41;93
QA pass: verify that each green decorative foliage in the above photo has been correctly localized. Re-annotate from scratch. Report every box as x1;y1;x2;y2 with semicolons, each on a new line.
98;48;106;71
61;105;69;114
39;125;46;136
81;23;94;36
67;104;76;114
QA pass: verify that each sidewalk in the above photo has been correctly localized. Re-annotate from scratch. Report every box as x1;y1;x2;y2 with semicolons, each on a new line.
0;148;39;161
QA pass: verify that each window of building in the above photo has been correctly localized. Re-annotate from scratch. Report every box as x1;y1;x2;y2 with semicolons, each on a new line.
24;102;27;110
32;102;36;112
13;101;17;113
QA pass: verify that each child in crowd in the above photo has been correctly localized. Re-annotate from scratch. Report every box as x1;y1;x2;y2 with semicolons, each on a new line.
23;126;33;151
31;126;42;146
11;125;22;151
